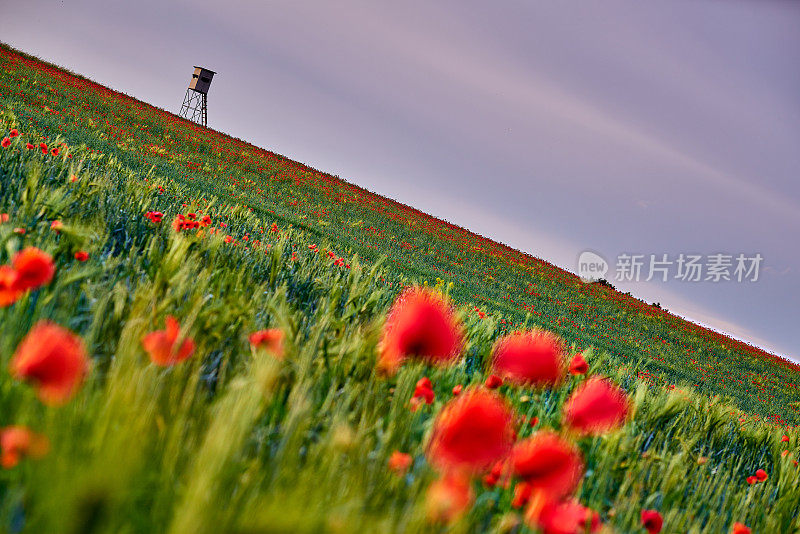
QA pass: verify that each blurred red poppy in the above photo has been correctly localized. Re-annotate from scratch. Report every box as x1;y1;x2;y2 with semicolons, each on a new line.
732;522;751;534
641;509;663;534
427;388;515;473
388;451;412;474
142;316;195;366
12;247;55;291
755;469;768;482
485;374;503;389
568;353;588;375
511;481;533;508
249;328;284;359
144;211;163;223
413;377;435;405
563;377;629;435
525;495;600;534
511;432;583;499
426;472;474;524
378;287;463;375
10;321;90;405
490;330;565;388
0;426;49;468
0;266;22;307
74;251;89;262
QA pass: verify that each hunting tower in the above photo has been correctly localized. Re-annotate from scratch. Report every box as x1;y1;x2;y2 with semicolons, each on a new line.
179;66;216;127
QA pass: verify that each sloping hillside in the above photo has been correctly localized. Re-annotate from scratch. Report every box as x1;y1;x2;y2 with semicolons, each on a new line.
0;44;795;424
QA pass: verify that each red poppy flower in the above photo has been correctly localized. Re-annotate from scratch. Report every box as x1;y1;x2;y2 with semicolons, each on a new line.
641;510;663;534
0;426;49;468
12;247;55;291
0;213;8;223
485;374;503;389
40;143;48;154
10;321;90;405
512;481;533;508
74;251;89;262
755;469;768;482
490;330;565;387
142;316;195;366
25;142;34;150
563;377;629;435
452;384;463;396
413;377;435;405
378;287;463;375
388;451;412;474
427;388;515;473
511;432;583;499
426;472;474;524
781;435;789;442
50;147;59;156
1;137;9;148
525;496;601;534
732;522;751;534
568;353;588;375
9;129;19;138
172;215;189;231
144;211;163;223
248;328;284;359
746;476;756;485
0;266;22;307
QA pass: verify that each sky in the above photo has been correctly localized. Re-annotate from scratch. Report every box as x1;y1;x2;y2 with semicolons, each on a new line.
2;0;798;360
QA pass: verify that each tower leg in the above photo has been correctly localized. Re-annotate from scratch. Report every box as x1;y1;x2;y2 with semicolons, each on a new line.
179;88;208;127
202;93;207;127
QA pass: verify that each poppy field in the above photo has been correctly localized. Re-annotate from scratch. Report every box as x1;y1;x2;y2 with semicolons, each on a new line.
1;43;799;533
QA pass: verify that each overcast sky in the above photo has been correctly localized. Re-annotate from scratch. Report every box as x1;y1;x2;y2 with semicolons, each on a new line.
2;0;798;360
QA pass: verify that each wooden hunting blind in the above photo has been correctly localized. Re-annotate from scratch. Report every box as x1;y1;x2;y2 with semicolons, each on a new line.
189;67;215;94
179;66;216;127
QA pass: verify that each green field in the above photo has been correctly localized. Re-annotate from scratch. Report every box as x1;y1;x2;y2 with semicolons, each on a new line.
0;43;798;533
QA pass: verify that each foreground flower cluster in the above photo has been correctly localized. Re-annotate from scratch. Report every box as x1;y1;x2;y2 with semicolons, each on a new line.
380;287;632;532
379;287;755;533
